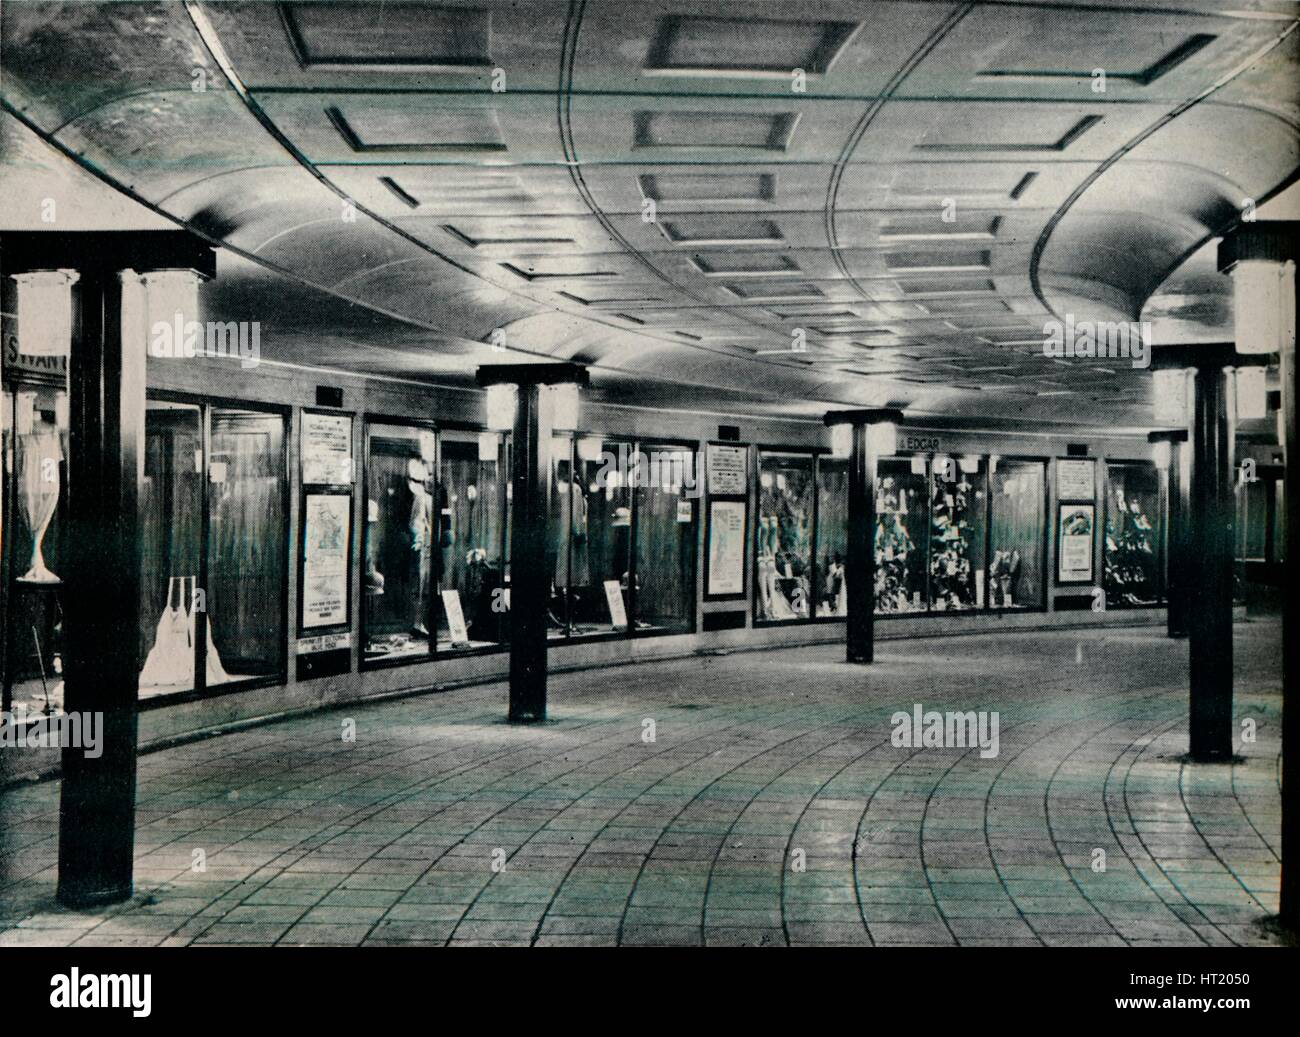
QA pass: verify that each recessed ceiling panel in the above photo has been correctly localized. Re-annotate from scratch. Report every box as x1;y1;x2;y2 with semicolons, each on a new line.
638;172;776;203
915;114;1101;153
644;15;856;77
326;103;505;151
281;2;493;69
658;216;783;246
633;110;798;150
692;252;799;277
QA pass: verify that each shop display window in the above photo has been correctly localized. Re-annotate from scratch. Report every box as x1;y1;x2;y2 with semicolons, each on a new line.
928;456;987;611
815;456;848;618
1103;461;1163;607
987;459;1046;609
437;429;508;650
2;381;68;716
754;452;815;622
634;443;698;634
550;437;634;639
137;398;287;699
875;457;927;614
363;422;437;662
1236;477;1267;562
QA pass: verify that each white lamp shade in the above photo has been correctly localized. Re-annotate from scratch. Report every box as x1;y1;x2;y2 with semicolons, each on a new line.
1152;368;1189;425
548;381;581;431
867;421;897;458
477;432;499;462
1151;440;1172;470
1231;259;1294;355
15;270;78;357
1235;366;1268;420
830;423;853;459
485;383;518;431
577;436;604;462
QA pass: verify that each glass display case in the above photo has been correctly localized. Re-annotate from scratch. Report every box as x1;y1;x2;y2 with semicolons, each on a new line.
634;443;697;634
815;456;848;618
137;397;288;699
437;429;508;651
754;451;814;622
875;457;927;614
363;422;437;662
987;459;1046;609
929;456;987;611
1103;460;1163;607
2;380;68;716
550;437;633;639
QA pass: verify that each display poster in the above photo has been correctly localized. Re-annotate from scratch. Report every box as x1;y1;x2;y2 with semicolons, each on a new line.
1057;503;1095;583
1057;458;1095;501
442;590;470;644
302;493;351;628
603;580;629;629
707;444;748;496
302;412;353;485
707;499;746;596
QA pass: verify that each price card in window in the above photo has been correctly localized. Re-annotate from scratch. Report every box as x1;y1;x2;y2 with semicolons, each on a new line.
442;589;470;645
676;500;693;524
603;579;629;630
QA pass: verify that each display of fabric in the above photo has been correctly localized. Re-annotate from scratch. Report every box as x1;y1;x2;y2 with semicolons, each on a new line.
140;576;232;688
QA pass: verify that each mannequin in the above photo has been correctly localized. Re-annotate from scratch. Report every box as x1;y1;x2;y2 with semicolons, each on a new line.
407;458;433;637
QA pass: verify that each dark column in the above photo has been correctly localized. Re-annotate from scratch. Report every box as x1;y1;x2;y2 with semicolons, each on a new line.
1186;363;1235;762
57;269;143;906
1168;440;1190;638
845;423;874;664
825;408;902;666
1284;301;1299;929
506;383;552;722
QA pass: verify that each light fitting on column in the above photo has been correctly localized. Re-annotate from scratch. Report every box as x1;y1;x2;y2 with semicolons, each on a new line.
1230;259;1294;355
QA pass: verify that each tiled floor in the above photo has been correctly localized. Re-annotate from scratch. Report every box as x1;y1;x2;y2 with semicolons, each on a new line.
0;621;1285;946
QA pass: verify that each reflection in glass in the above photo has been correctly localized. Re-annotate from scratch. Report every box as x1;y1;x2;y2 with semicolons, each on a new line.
634;444;697;634
816;456;848;618
1104;461;1162;606
988;459;1045;609
755;452;814;621
875;457;927;613
208;408;286;682
438;430;507;650
139;401;203;698
364;423;435;661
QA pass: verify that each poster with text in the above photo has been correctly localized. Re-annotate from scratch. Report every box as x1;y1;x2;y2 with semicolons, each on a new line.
707;499;747;597
302;412;353;485
302;493;351;627
1057;503;1095;584
707;444;748;496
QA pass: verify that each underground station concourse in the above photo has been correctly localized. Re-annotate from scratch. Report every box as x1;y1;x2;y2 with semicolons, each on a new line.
0;0;1297;951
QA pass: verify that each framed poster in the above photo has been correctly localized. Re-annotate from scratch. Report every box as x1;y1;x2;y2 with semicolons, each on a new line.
706;443;748;496
1056;458;1095;501
706;499;747;598
301;492;352;629
302;411;353;485
1057;502;1095;584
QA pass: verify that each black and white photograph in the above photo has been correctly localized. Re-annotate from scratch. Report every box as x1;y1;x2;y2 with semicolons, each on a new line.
0;0;1297;1018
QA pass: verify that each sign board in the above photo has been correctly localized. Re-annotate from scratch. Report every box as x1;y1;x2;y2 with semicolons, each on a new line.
442;589;470;645
1057;458;1095;501
706;444;748;496
296;632;352;655
603;580;629;629
302;411;353;485
676;500;693;524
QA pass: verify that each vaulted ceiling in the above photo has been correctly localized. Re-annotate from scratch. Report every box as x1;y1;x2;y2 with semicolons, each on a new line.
1;0;1297;431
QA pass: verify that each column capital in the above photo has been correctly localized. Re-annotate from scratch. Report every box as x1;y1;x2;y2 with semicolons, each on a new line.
476;362;589;388
1150;343;1271;370
1218;221;1300;273
0;230;216;279
823;407;904;428
1147;429;1189;444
